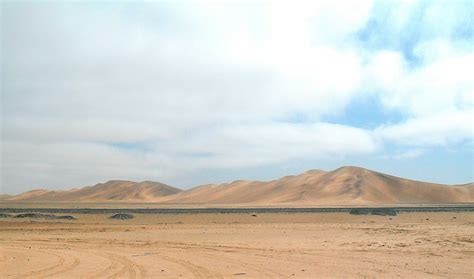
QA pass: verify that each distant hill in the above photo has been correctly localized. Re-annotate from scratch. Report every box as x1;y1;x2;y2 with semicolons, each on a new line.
156;166;474;205
0;194;12;200
2;180;182;202
2;166;473;205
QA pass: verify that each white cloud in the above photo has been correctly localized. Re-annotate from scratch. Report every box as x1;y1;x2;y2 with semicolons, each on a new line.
363;1;473;149
392;149;425;160
170;123;378;168
382;149;426;160
1;140;173;192
371;51;474;116
377;110;474;146
1;0;473;193
1;122;377;193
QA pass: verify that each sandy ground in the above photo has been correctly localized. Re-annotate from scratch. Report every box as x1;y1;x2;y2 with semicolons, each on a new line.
1;212;473;278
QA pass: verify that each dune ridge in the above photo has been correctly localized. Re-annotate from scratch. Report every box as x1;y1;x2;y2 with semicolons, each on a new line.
3;180;182;202
2;166;473;205
156;166;474;205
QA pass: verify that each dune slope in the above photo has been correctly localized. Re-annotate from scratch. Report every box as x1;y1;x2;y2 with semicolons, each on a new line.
4;180;182;202
3;166;473;204
157;166;474;205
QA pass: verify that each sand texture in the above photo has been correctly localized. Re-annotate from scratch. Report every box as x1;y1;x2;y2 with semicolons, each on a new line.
2;167;473;205
3;180;182;202
1;212;473;278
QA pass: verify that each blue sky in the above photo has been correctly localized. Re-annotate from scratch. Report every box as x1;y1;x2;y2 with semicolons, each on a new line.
1;0;473;194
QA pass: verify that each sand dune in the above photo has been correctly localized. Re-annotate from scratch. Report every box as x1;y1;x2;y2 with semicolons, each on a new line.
157;166;474;205
0;194;11;200
3;166;473;204
3;180;182;202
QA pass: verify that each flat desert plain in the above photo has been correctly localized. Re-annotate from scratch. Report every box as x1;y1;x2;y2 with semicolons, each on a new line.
1;212;474;278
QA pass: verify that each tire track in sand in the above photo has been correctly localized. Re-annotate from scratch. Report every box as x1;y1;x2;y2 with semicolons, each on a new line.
37;250;81;278
158;254;222;279
86;250;145;279
2;246;80;278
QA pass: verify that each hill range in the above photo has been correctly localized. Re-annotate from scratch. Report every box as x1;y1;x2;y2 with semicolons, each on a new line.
2;166;473;205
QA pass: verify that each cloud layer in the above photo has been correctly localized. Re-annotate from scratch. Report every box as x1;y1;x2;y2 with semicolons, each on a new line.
1;0;473;193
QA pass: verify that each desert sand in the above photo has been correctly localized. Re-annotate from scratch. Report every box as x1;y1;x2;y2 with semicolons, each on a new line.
2;167;474;205
1;212;474;278
3;180;182;202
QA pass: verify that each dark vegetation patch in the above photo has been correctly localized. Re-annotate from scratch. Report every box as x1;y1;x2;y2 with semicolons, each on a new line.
349;208;398;216
56;215;77;220
0;207;473;214
14;213;77;220
109;213;134;220
0;213;12;218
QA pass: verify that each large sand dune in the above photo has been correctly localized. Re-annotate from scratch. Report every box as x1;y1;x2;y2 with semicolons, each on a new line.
2;166;473;204
3;180;182;202
157;166;474;205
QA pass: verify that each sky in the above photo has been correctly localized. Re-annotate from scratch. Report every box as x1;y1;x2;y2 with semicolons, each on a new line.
1;0;473;194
